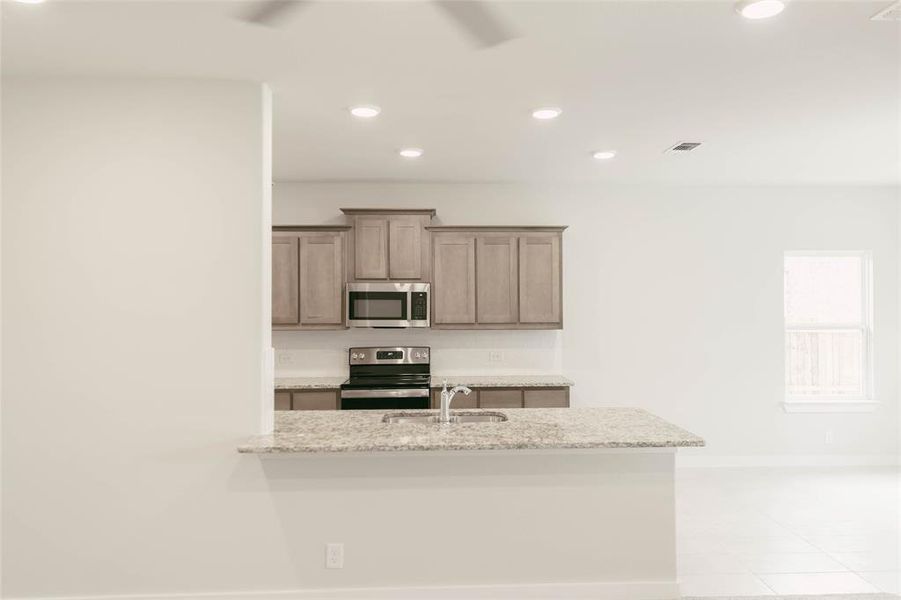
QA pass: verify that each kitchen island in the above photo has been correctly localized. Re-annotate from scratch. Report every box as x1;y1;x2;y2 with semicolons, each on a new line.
238;408;703;599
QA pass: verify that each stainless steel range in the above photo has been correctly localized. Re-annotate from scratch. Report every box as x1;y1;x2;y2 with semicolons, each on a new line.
339;346;431;410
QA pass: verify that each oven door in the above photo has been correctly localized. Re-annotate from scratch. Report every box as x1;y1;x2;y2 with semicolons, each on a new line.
340;388;431;410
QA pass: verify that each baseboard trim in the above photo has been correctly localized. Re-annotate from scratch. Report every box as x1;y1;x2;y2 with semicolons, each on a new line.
677;453;901;468
5;581;680;600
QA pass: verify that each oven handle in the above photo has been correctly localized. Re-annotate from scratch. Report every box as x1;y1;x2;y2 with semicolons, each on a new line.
340;389;431;399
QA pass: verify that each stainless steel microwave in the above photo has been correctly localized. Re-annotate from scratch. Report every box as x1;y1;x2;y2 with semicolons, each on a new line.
346;282;430;328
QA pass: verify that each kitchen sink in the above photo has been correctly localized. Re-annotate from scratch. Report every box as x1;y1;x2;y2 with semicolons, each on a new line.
382;412;508;425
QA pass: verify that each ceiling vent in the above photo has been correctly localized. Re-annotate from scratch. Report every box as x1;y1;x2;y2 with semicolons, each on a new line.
872;1;901;21
664;142;703;154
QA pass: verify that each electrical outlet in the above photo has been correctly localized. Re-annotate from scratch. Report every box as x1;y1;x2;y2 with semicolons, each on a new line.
825;430;834;446
277;352;293;366
326;543;344;569
488;351;503;363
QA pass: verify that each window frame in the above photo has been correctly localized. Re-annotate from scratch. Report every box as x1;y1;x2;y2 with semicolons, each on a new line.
783;250;877;413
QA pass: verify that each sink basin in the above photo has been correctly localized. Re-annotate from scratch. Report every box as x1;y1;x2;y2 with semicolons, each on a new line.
382;412;508;424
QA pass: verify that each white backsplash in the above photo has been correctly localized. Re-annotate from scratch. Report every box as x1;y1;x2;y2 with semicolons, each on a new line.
273;329;563;377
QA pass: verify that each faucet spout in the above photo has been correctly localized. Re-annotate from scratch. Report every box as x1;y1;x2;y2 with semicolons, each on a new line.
439;380;472;424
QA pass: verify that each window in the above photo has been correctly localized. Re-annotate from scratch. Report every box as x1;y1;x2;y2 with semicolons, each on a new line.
784;252;874;411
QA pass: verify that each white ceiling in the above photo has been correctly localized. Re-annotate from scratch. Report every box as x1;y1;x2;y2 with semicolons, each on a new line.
3;1;899;184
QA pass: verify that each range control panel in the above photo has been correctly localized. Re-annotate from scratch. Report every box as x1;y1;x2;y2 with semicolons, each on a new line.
349;346;430;365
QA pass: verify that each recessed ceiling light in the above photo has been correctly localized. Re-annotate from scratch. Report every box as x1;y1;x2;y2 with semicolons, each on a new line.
592;150;617;160
13;0;46;4
399;148;423;159
349;105;381;118
531;107;562;120
736;0;785;19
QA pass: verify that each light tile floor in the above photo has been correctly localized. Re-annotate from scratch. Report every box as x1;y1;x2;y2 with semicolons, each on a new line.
676;467;901;597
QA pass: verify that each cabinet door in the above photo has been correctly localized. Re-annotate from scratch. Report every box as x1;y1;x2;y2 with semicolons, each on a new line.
275;391;292;411
523;388;569;408
388;215;422;279
479;389;523;409
519;234;562;325
432;234;476;324
299;233;344;326
354;217;388;279
292;390;338;410
476;235;518;324
430;389;478;409
272;234;299;325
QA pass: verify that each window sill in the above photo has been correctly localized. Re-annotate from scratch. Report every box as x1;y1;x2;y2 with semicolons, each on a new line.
783;399;880;413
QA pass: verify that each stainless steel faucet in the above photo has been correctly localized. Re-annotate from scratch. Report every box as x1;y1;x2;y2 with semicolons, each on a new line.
439;379;472;424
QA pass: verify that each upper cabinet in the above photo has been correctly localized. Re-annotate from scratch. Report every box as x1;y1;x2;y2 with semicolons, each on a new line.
429;227;565;330
271;226;349;330
432;233;477;325
341;209;434;282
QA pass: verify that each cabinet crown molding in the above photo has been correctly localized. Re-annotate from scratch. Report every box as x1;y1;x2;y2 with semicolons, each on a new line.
341;208;437;217
273;225;352;231
427;225;568;232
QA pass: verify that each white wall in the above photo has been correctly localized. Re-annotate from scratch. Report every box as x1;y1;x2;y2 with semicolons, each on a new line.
1;77;271;598
274;182;900;460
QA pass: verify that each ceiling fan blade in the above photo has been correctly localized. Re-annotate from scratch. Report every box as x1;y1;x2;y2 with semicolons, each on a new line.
239;0;309;27
433;1;518;49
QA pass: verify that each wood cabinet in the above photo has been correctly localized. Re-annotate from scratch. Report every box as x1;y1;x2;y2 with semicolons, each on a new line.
353;216;388;279
429;386;570;409
274;389;340;410
430;389;478;410
342;209;434;282
429;227;565;330
524;388;569;408
478;389;524;409
272;234;300;325
271;226;349;330
519;234;562;325
432;233;476;325
291;390;339;410
275;391;292;411
476;235;518;324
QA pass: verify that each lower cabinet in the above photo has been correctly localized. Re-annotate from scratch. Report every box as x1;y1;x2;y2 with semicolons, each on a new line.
429;387;570;409
276;387;570;411
275;389;340;410
430;389;478;409
523;389;569;408
479;389;524;409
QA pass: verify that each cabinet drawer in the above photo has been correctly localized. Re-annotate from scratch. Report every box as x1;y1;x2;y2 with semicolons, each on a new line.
478;389;523;409
275;391;292;411
431;390;478;409
292;390;338;410
523;388;569;408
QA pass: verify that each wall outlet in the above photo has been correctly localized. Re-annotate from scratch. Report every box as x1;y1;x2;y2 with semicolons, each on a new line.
326;543;344;569
488;351;503;363
825;430;834;446
277;352;294;367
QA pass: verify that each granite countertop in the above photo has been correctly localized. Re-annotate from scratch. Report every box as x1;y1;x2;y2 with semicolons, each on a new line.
430;375;573;388
275;375;574;390
275;376;345;390
238;407;704;454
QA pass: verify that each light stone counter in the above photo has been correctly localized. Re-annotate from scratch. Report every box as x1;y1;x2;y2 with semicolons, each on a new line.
274;376;345;390
430;374;573;388
238;407;704;454
275;375;573;391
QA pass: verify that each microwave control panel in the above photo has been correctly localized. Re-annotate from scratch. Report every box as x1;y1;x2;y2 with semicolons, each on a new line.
411;292;428;321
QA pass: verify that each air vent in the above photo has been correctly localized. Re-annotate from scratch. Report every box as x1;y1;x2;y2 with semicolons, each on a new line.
665;142;703;154
872;1;901;21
